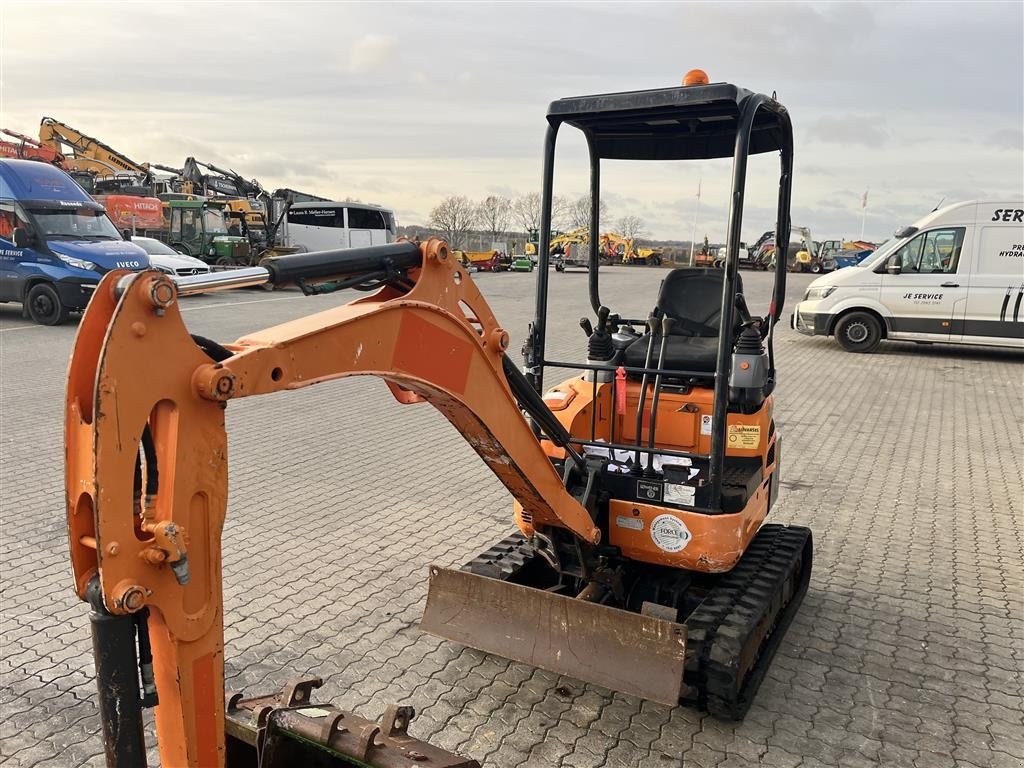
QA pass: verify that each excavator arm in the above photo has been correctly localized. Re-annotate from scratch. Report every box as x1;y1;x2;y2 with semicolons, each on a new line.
39;117;152;181
65;239;598;766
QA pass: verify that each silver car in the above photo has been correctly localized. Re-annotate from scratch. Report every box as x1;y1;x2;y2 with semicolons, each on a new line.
131;236;210;276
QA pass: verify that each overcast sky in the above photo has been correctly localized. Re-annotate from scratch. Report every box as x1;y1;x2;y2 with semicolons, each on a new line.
2;1;1022;241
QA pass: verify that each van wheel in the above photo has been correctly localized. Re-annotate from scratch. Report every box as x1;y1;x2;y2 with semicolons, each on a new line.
810;263;823;274
26;283;69;326
834;311;881;353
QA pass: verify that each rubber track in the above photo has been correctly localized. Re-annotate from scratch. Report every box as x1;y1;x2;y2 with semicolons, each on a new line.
684;524;812;719
461;532;534;579
460;527;812;721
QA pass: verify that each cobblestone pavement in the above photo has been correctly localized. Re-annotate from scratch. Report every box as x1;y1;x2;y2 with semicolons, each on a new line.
1;267;1021;768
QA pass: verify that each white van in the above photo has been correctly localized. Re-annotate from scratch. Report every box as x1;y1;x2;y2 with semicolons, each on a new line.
280;201;396;252
791;201;1024;352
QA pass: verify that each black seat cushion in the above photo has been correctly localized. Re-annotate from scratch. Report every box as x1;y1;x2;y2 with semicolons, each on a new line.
622;268;744;374
623;333;720;372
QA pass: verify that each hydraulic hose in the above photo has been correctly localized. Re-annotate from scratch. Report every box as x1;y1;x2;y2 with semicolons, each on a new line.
501;355;584;467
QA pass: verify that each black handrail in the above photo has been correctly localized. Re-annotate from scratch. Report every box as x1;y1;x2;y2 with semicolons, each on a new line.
543;358;717;380
530;122;560;395
587;132;602;315
707;94;792;510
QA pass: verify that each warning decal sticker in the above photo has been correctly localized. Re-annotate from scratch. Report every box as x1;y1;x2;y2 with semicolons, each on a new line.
650;514;692;553
664;482;696;507
727;424;761;450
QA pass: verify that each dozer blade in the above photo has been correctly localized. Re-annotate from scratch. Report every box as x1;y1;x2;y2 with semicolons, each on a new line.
421;565;687;705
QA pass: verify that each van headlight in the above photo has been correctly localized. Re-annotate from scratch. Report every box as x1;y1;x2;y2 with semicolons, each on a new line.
57;254;96;271
804;285;837;301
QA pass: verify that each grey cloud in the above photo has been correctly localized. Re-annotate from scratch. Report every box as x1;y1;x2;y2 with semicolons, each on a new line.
801;165;837;177
807;116;891;147
2;2;1020;242
986;129;1023;151
348;34;400;73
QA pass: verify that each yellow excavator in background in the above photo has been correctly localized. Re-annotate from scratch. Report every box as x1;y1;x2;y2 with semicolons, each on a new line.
600;232;664;266
549;226;591;270
553;229;664;269
38;117;157;195
64;72;811;767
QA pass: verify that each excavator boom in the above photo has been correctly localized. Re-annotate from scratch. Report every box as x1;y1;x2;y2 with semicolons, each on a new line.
38;117;152;182
66;239;600;766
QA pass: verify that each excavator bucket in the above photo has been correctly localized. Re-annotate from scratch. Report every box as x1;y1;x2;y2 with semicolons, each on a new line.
224;678;479;768
421;566;688;705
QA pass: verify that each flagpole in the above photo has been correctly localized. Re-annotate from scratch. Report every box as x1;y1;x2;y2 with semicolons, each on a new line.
860;188;868;240
688;176;702;266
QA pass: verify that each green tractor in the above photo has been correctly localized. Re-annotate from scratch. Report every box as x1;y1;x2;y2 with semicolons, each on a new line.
165;199;251;266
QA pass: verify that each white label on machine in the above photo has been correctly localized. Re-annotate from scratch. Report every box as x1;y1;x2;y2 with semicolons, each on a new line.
664;483;696;506
615;515;644;531
650;514;692;553
293;707;331;718
700;415;713;435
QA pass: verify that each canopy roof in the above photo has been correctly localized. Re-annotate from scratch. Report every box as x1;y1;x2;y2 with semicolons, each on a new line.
547;83;788;161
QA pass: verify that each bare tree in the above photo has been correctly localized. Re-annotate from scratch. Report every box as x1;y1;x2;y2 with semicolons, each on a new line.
511;192;542;234
565;194;610;232
476;195;512;247
616;215;647;240
429;195;477;250
512;192;573;233
551;195;572;230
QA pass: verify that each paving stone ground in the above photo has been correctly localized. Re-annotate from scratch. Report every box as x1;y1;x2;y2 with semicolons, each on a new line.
0;266;1021;768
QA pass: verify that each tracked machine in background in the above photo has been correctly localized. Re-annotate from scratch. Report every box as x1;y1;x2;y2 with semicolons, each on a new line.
65;71;811;767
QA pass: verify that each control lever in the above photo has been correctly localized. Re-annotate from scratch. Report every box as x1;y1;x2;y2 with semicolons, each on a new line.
645;316;675;475
587;305;616;366
631;311;659;475
579;317;594;337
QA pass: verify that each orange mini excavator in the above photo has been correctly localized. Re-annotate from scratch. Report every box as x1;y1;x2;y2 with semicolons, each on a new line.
65;72;811;767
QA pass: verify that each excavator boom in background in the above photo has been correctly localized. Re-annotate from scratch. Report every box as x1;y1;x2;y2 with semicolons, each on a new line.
65;74;812;767
1;128;66;165
38;117;154;193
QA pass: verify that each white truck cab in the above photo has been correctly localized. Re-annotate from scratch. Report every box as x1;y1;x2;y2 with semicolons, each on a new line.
791;201;1024;352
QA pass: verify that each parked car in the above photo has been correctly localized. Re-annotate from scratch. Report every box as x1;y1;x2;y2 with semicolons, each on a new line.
714;241;747;268
131;236;210;276
0;159;150;325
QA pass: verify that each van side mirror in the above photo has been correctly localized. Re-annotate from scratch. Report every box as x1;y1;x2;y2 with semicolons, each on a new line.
122;229;133;241
12;227;31;248
886;262;902;275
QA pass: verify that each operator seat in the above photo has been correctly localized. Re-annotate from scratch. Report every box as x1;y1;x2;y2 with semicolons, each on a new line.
622;268;746;376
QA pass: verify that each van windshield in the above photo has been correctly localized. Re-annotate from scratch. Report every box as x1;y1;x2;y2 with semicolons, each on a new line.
28;207;121;240
858;235;902;267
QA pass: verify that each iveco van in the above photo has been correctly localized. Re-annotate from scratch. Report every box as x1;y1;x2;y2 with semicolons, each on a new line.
0;159;150;325
792;201;1023;352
